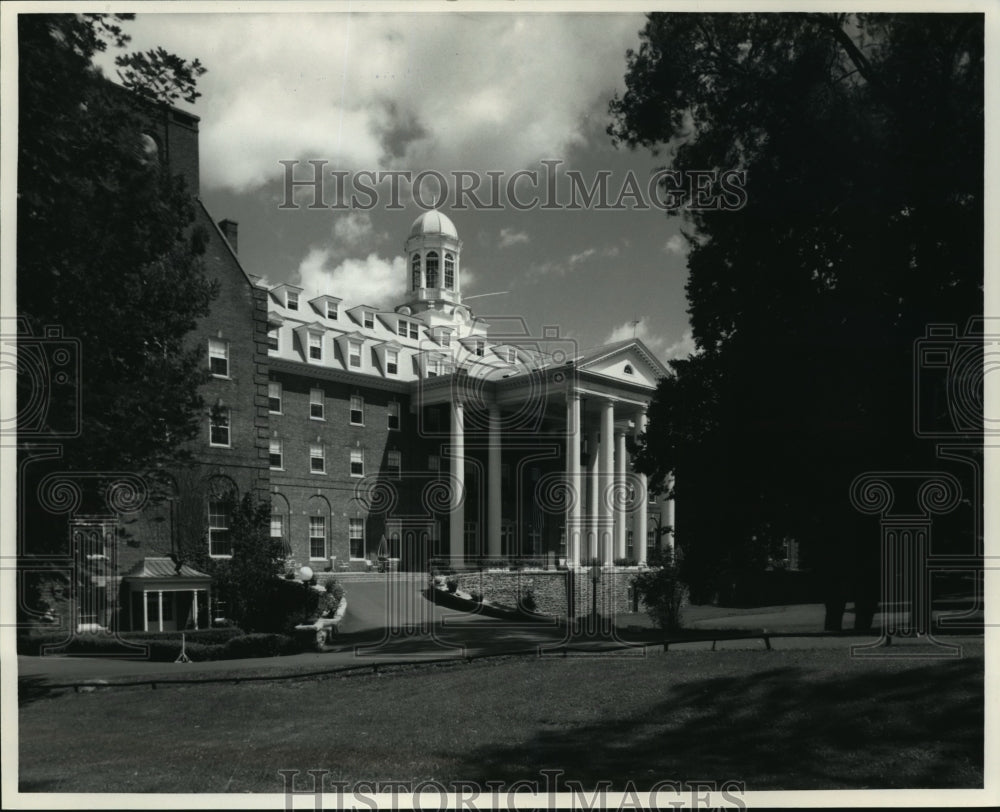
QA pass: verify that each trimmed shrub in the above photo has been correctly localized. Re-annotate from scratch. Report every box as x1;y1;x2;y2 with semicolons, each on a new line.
223;633;292;659
631;548;687;631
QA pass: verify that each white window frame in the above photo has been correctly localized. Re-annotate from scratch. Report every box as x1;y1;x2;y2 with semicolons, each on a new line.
350;448;364;477
208;501;231;558
475;340;485;357
397;320;409;338
350;395;364;426
386;349;399;375
387;450;401;478
208;339;229;378
310;443;326;474
268;381;282;414
267;326;280;353
363;311;375;330
409;323;419;340
348;340;362;369
286;291;299;311
269;438;283;470
326;302;339;320
388;401;400;430
209;407;230;447
349;518;365;560
309;516;326;560
310;388;325;420
308;332;323;362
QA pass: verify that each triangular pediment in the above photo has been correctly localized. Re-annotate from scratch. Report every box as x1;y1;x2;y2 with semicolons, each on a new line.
575;339;668;387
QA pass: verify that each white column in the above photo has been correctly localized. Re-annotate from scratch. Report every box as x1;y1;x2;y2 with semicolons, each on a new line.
586;427;599;562
615;430;627;562
599;398;615;565
634;409;649;566
449;399;465;565
142;589;148;633
157;590;164;633
488;404;502;558
663;471;676;556
191;589;199;629
566;391;581;566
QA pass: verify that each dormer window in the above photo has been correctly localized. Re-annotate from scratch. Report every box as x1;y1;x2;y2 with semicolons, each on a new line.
326;302;338;320
409;322;419;340
286;292;299;311
506;347;517;364
398;319;408;338
308;333;323;361
425;251;439;288
386;349;398;375
349;340;362;368
267;326;280;352
475;340;485;357
364;311;375;329
441;333;451;347
444;253;455;290
411;254;421;290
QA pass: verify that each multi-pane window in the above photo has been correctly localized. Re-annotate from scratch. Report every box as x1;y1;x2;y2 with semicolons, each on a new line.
287;292;299;311
308;333;323;361
310;443;325;473
386;349;399;375
267;326;280;352
409;323;419;340
208;500;231;557
387;450;401;477
309;516;326;560
209;339;229;377
209;407;230;447
350;448;364;477
349;518;365;560
269;439;282;469
444;253;455;289
398;319;409;338
475;340;485;357
425;251;439;287
428;454;439;471
506;347;517;364
626;529;634;560
310;388;324;420
387;401;400;430
440;332;451;347
349;340;362;368
350;395;364;425
271;515;284;551
411;254;421;290
326;302;338;320
268;381;282;413
363;311;375;329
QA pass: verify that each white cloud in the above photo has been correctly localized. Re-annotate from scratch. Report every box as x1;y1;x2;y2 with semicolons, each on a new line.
298;249;406;308
107;13;645;192
568;247;596;266
605;321;698;360
663;234;688;256
498;228;530;249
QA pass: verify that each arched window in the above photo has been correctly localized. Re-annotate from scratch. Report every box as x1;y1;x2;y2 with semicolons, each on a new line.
623;364;634;375
411;254;421;290
425;251;439;288
444;253;455;290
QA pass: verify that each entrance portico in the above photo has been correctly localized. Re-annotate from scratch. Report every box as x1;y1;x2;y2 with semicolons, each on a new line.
418;338;668;568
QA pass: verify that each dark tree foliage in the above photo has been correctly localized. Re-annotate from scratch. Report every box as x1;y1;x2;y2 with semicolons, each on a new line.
610;14;983;615
18;14;214;500
196;493;309;634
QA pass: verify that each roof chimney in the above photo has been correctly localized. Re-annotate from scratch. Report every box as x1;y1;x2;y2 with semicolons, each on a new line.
218;219;238;254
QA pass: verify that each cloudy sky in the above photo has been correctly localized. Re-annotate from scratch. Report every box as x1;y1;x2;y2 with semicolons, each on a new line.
99;9;697;360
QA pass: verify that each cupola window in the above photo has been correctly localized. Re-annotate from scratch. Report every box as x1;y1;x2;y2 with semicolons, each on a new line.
425;251;439;288
444;253;455;290
411;254;421;290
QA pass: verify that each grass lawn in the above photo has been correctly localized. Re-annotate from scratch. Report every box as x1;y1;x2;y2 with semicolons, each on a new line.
19;643;983;793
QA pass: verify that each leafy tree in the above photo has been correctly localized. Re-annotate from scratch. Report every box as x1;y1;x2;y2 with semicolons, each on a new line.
18;14;214;509
632;547;687;631
194;493;313;634
610;14;983;625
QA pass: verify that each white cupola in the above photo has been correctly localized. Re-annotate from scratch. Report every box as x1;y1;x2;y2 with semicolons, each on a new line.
404;210;462;313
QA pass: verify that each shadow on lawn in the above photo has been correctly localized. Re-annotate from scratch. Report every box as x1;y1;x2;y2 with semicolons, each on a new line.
456;657;984;791
18;675;64;707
